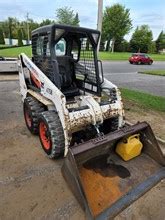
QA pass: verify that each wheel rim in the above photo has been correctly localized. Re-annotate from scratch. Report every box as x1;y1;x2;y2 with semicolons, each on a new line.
39;122;51;150
25;109;32;128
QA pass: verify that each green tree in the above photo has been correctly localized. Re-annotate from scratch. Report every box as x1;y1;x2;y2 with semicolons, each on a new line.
130;25;153;53
40;19;54;26
28;19;40;40
0;28;5;44
0;17;18;39
17;29;23;46
0;16;57;43
148;41;156;54
155;31;165;52
0;21;7;38
73;13;80;27
114;39;130;52
56;6;80;26
102;4;132;52
1;17;19;45
19;19;39;41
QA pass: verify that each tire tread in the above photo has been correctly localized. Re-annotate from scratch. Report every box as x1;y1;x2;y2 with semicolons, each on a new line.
39;111;65;159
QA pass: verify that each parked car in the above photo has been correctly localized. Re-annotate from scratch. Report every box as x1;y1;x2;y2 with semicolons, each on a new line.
129;53;153;65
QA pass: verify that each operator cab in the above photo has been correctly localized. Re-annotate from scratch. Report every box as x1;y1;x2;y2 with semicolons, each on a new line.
31;24;103;98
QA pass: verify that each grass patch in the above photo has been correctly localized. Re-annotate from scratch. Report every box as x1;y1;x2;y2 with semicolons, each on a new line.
99;52;165;61
0;46;32;57
99;52;130;60
1;48;131;59
139;70;165;76
1;46;165;61
120;88;165;112
0;44;11;48
149;53;165;61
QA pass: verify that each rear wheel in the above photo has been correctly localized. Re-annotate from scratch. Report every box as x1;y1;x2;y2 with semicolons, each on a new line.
23;96;45;134
38;111;65;159
148;61;152;65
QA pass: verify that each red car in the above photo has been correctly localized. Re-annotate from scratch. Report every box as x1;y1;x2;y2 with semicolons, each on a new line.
129;53;153;65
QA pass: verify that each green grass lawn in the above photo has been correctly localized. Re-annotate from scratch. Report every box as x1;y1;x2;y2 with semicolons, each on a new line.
0;46;32;57
99;52;165;61
0;44;12;48
1;46;165;61
150;54;165;61
99;52;130;60
121;88;165;112
139;70;165;76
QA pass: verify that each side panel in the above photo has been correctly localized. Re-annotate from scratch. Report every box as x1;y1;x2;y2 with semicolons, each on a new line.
18;59;28;100
19;53;70;154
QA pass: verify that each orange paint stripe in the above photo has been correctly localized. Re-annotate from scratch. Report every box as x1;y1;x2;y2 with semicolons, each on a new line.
30;72;41;88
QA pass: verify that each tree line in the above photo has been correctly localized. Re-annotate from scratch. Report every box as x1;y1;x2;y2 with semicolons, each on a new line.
101;4;165;53
0;4;164;53
0;7;79;46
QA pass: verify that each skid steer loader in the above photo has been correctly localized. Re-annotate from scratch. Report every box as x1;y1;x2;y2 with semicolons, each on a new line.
18;24;165;220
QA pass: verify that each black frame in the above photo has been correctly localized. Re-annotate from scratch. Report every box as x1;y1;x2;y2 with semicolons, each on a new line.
32;24;102;96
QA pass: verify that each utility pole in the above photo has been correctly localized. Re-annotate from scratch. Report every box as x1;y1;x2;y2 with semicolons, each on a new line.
97;0;103;52
26;12;30;45
8;18;12;45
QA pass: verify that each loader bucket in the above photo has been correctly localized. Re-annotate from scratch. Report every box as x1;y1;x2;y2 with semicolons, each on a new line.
62;122;165;220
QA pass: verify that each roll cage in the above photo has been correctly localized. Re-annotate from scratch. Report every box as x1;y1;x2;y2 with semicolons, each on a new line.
31;24;103;96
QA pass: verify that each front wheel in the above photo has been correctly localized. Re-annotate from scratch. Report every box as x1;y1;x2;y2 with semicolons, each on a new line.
38;111;65;159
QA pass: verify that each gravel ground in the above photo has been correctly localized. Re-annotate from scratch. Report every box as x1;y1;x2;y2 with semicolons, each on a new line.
0;80;164;220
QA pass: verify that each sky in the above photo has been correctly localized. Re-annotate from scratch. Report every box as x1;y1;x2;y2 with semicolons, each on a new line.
0;0;164;41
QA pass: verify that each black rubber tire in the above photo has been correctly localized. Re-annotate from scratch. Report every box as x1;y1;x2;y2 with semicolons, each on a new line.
38;111;65;159
23;96;45;134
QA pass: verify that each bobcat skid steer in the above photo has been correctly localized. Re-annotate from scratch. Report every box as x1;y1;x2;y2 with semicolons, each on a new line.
18;24;165;220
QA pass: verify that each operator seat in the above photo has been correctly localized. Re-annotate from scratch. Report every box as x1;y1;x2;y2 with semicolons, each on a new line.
57;56;80;97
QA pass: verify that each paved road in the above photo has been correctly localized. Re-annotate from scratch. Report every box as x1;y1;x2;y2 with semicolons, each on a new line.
1;60;164;96
102;61;165;97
